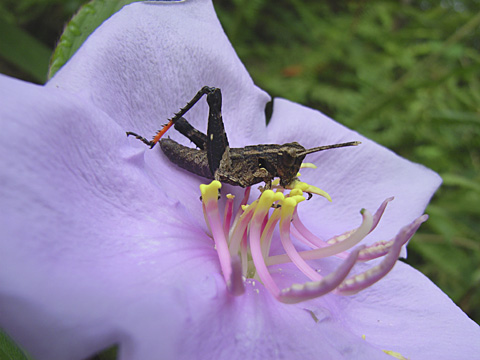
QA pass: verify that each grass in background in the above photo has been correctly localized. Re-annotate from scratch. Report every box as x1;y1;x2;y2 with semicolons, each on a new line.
1;0;479;326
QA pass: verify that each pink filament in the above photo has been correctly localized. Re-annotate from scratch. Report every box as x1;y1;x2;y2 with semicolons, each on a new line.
249;210;281;297
336;214;428;295
223;196;235;239
278;209;323;281
267;209;373;266
203;201;232;283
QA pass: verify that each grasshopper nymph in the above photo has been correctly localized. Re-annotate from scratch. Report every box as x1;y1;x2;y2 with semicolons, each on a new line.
127;86;360;189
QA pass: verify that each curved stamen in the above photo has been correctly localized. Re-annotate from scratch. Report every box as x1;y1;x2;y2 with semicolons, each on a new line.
260;208;281;259
200;181;232;285
287;180;332;201
278;245;364;304
229;201;256;255
278;196;324;281
267;209;373;266
249;190;283;296
223;194;235;239
229;187;251;235
292;196;392;259
369;197;394;234
336;214;429;295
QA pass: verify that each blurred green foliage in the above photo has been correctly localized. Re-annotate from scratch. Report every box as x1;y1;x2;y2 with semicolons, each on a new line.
0;0;478;337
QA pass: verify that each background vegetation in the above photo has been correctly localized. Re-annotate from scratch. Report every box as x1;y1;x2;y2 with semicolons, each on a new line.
1;0;479;351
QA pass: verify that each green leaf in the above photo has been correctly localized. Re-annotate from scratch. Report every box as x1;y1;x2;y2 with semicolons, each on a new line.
48;0;141;79
441;173;480;193
0;329;34;360
89;345;119;360
0;20;51;83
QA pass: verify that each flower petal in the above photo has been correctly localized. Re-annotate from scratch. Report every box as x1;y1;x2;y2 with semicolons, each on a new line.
165;276;394;360
333;262;480;359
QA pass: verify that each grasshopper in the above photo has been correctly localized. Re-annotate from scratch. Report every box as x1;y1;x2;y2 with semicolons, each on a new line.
127;86;360;189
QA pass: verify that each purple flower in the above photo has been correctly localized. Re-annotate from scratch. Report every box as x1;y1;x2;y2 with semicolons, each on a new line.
0;1;479;359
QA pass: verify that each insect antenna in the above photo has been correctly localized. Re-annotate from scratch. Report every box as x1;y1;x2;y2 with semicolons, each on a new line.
298;141;361;156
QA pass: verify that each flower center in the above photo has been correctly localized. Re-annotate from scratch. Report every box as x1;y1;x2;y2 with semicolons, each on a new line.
200;174;427;304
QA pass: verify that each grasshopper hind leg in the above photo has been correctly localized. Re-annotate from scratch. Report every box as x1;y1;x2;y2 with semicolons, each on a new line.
127;86;219;148
172;117;208;150
125;131;156;148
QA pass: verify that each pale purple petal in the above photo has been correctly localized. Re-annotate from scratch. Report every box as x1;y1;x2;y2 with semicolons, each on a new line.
168;276;393;360
334;262;480;359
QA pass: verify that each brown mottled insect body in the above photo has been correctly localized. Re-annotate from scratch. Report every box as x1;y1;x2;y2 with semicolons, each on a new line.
127;87;360;189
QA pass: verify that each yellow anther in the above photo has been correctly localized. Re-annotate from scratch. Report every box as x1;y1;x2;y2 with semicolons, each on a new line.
257;190;275;211
300;162;317;169
272;179;280;186
282;197;298;211
273;192;285;202
280;196;305;218
241;201;257;213
290;195;306;204
286;180;332;202
303;184;332;202
293;181;310;191
226;194;235;200
382;350;409;360
289;189;303;197
200;180;222;202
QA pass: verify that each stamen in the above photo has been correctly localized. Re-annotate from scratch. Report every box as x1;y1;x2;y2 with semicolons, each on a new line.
267;209;373;266
198;174;428;304
260;208;281;259
336;215;429;295
291;196;392;258
249;190;284;296
287;180;332;201
300;162;317;169
200;181;232;284
229;201;256;255
279;246;364;304
370;197;394;233
229;187;251;233
278;196;325;281
223;194;235;239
